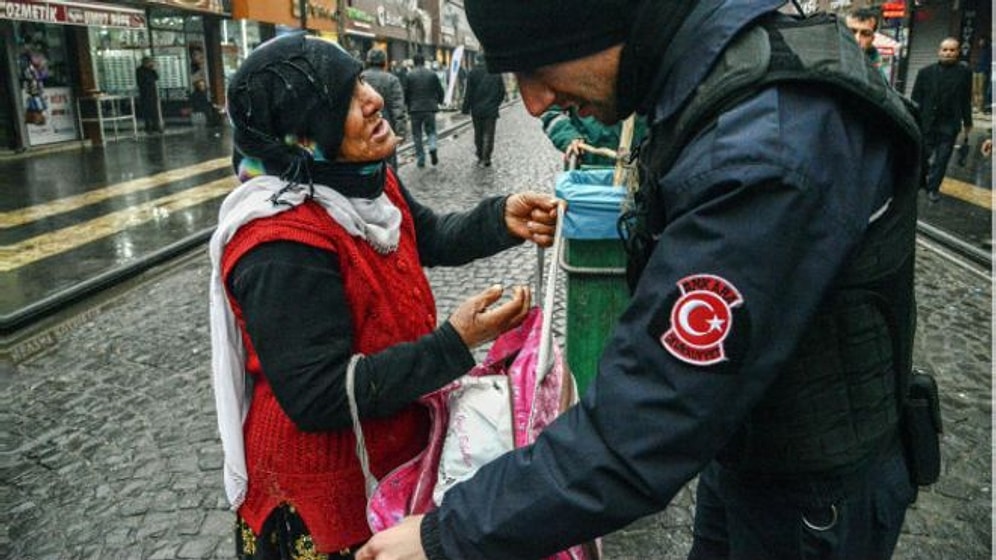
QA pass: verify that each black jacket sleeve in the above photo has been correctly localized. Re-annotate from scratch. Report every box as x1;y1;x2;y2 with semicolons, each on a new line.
399;184;523;266
227;241;475;432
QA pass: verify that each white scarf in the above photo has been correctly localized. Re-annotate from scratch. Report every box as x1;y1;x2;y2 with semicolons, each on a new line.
209;175;401;509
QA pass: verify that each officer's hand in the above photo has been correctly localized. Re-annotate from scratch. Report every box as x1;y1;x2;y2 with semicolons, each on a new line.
982;139;992;157
356;515;426;560
505;193;560;247
448;285;531;349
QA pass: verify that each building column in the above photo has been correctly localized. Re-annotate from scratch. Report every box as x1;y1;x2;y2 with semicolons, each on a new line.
1;21;29;151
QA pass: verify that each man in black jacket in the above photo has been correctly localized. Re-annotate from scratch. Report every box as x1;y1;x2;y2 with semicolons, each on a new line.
912;37;974;203
135;56;161;133
404;52;444;168
461;57;505;167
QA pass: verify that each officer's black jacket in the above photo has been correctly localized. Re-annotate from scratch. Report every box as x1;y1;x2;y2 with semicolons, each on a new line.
422;1;910;558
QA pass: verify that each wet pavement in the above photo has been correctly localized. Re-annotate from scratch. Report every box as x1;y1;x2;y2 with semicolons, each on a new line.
916;116;993;253
1;106;991;333
0;110;475;333
1;103;992;559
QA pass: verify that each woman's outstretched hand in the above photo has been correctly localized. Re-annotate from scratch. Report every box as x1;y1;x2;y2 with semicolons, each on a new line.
504;193;560;247
448;284;531;349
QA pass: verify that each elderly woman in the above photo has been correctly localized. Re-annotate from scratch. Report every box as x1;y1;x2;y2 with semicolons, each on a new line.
209;34;558;559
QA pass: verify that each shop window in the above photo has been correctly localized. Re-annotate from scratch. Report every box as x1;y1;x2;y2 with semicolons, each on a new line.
89;27;150;94
220;19;262;87
15;22;79;145
15;22;70;88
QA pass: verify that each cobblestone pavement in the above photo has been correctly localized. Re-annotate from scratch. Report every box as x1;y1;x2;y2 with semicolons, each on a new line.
2;105;991;559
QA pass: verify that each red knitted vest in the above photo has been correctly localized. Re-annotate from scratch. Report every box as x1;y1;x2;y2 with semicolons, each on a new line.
221;171;436;552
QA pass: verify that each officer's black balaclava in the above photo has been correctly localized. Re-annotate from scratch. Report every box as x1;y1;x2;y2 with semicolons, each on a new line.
227;33;362;186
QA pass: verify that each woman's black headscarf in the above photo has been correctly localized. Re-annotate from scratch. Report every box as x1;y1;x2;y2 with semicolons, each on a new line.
227;33;385;197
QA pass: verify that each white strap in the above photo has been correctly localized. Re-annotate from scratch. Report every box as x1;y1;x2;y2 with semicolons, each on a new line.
536;201;567;382
346;353;378;500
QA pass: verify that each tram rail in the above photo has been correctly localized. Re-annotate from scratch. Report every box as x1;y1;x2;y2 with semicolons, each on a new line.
3;215;989;340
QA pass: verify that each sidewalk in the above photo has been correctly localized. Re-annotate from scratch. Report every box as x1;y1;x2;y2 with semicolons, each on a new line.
916;112;993;254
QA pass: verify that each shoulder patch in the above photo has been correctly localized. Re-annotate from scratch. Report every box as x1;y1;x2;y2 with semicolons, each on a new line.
660;274;743;366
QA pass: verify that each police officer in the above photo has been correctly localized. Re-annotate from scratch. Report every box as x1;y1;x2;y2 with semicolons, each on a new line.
359;1;921;559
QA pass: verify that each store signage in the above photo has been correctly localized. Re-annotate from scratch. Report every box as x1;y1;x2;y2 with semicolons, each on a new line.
346;6;374;24
0;0;146;29
881;2;906;19
376;5;404;28
291;0;336;21
147;0;225;15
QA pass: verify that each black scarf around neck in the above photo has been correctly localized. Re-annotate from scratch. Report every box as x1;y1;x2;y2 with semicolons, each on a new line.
615;1;698;120
309;160;387;199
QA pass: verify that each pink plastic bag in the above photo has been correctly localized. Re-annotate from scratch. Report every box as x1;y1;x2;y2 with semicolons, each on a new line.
356;307;598;559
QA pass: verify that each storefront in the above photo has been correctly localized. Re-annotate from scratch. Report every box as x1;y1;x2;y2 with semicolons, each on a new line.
1;0;147;149
218;17;264;86
1;0;232;149
128;1;229;125
231;0;338;36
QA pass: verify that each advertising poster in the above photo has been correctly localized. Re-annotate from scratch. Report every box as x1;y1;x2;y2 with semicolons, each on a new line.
23;86;78;145
444;45;464;107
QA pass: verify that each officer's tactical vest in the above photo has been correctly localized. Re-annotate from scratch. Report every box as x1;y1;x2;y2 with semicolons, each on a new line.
626;13;922;474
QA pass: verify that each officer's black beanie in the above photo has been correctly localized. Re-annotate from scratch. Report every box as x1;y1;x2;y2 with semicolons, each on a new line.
465;0;634;73
227;33;361;173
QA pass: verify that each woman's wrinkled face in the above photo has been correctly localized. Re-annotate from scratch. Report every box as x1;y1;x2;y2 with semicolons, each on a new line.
337;78;397;162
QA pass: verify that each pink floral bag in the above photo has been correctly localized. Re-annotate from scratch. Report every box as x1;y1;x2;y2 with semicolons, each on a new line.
346;218;600;559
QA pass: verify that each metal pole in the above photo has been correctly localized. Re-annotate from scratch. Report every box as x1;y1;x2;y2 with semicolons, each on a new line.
299;0;308;31
337;1;346;46
894;1;916;94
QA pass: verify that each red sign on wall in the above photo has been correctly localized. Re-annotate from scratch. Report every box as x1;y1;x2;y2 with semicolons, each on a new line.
881;1;906;19
0;0;147;29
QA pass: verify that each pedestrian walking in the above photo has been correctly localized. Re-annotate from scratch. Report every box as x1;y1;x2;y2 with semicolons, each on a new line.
404;52;444;168
845;7;886;77
362;48;408;169
189;78;222;137
135;56;161;134
912;38;974;203
359;2;928;559
970;37;991;113
461;56;505;167
541;104;647;167
210;33;559;558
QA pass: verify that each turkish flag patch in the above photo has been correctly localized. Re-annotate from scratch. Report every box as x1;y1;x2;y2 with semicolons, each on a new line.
660;274;743;366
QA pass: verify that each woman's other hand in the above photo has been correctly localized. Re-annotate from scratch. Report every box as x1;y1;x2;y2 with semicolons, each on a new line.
355;515;426;560
448;284;531;349
505;193;560;247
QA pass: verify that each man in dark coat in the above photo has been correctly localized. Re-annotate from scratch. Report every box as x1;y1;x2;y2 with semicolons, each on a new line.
404;52;444;167
359;1;923;559
912;37;974;202
135;56;161;133
461;57;505;167
362;48;408;168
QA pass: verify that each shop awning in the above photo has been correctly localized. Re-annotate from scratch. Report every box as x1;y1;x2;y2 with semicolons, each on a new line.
1;0;147;29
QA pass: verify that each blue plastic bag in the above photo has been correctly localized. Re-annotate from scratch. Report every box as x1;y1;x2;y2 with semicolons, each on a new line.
555;169;626;240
